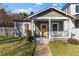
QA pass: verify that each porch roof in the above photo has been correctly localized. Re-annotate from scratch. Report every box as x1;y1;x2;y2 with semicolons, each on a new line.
35;17;69;21
13;19;30;22
27;6;75;19
75;14;79;19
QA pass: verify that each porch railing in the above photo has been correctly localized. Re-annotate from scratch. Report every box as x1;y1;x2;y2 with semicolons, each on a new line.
35;29;69;38
50;31;69;37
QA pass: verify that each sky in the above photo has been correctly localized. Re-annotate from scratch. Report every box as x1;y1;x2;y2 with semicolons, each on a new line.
2;3;66;14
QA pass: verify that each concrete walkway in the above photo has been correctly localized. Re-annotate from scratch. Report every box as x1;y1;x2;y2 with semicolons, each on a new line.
34;38;52;56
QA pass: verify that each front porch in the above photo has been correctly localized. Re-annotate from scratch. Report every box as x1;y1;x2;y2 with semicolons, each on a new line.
31;17;71;39
28;6;75;40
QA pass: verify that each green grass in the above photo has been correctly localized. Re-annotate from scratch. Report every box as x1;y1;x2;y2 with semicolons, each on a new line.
49;40;79;56
0;36;34;56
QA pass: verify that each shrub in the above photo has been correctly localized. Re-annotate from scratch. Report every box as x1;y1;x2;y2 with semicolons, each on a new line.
68;38;79;45
27;30;32;42
27;30;31;37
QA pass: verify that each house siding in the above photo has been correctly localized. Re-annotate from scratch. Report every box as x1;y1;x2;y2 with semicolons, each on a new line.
14;22;31;37
38;11;66;17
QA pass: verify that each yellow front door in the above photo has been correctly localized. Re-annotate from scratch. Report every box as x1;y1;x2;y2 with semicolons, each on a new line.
41;24;47;37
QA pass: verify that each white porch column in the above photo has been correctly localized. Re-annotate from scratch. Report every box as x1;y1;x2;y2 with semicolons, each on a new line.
69;19;72;38
31;20;34;37
49;18;51;39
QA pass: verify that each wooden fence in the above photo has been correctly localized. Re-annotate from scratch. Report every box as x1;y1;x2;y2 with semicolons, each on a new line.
0;27;15;36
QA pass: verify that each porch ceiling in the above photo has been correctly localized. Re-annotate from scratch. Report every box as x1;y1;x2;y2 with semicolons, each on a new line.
35;17;69;21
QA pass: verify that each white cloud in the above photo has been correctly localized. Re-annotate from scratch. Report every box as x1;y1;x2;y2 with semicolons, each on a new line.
11;8;33;14
56;7;62;9
58;4;64;7
35;3;43;5
34;3;43;7
52;3;63;7
52;3;58;6
51;3;63;9
12;9;27;13
59;4;63;6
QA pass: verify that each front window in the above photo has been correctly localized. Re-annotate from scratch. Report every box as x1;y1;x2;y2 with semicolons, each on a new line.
52;23;59;31
53;24;57;31
76;5;79;13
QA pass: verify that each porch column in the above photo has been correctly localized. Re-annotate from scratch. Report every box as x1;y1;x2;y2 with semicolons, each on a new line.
31;20;34;37
69;19;71;38
49;18;51;39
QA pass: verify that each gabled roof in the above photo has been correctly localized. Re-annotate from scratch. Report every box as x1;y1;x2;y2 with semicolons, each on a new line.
27;6;75;19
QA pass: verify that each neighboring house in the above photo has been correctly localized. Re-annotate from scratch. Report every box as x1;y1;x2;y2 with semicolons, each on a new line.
14;6;75;39
62;3;79;15
14;19;31;37
62;3;79;35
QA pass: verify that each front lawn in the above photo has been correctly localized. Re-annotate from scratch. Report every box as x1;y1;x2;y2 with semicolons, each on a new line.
49;40;79;56
0;36;34;56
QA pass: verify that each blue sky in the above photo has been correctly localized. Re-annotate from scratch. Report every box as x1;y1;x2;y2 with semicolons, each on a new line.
3;3;66;14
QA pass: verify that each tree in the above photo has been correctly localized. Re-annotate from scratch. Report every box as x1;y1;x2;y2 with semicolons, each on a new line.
0;4;13;36
0;4;29;36
19;12;29;19
10;12;29;20
0;9;9;36
0;8;16;36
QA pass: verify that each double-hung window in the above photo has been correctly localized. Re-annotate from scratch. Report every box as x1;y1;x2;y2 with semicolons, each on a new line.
76;5;79;13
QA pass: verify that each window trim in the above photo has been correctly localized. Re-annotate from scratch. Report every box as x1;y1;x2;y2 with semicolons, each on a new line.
52;22;59;31
76;5;79;13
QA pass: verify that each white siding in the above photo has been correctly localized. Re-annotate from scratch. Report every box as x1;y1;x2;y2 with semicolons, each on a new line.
64;20;69;31
70;4;76;15
64;19;75;33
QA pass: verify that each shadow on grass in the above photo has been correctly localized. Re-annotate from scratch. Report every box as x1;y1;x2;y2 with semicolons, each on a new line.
0;39;34;56
0;37;26;44
0;36;35;56
2;42;34;56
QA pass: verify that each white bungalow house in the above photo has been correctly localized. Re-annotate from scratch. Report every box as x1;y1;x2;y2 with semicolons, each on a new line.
14;5;75;40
